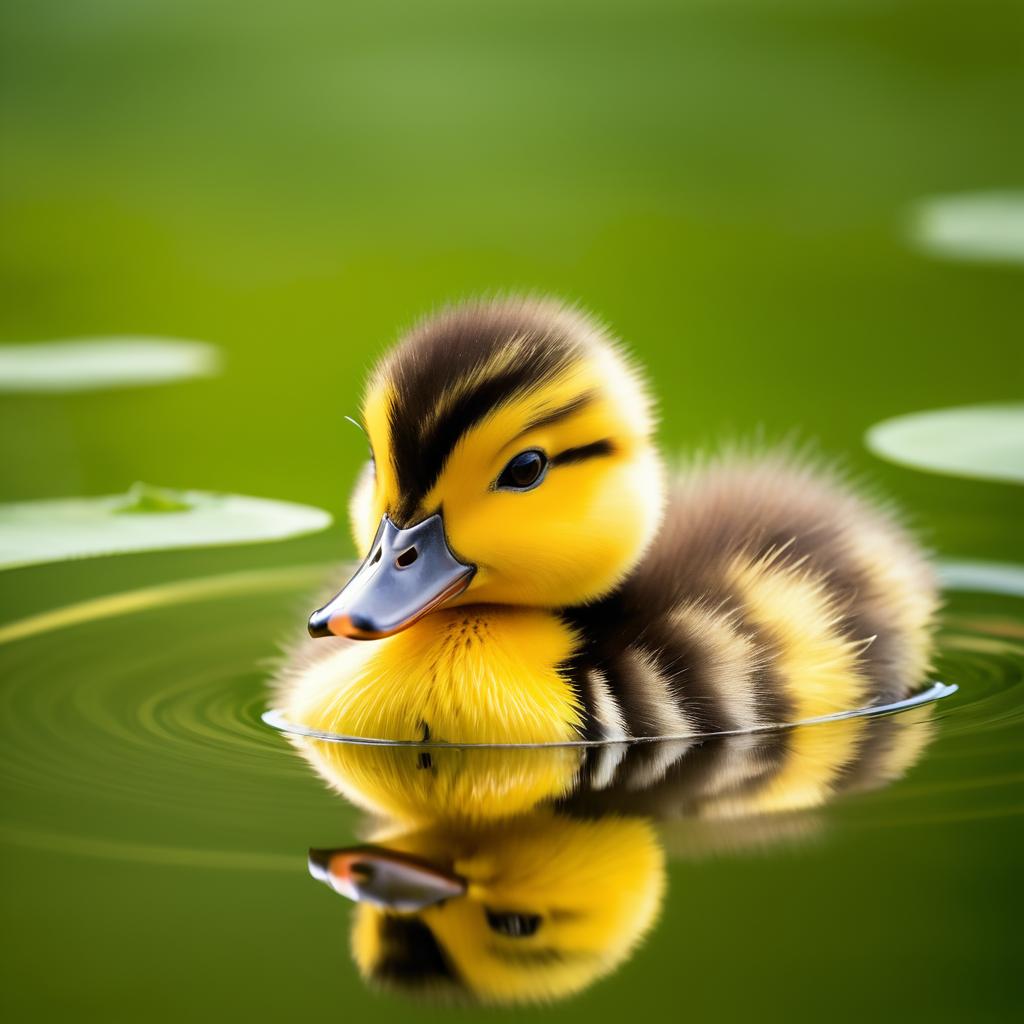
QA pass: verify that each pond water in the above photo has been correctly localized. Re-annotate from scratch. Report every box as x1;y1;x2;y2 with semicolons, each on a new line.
1;555;1021;1022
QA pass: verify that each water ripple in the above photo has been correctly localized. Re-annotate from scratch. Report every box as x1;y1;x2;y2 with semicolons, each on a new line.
0;565;344;867
0;564;1021;865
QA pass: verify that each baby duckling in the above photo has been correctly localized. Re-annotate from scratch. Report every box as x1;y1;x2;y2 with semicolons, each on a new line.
280;297;937;744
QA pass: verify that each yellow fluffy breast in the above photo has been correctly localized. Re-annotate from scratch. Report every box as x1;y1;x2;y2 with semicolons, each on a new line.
283;606;584;744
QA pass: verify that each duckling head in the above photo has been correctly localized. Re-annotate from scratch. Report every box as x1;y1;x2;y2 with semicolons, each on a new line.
309;297;663;639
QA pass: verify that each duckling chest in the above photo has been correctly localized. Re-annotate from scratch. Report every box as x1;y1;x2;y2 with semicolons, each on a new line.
285;607;584;744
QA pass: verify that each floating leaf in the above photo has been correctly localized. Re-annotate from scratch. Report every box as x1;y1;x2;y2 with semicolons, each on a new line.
910;192;1024;265
0;337;220;393
0;487;332;570
939;559;1024;598
866;404;1024;484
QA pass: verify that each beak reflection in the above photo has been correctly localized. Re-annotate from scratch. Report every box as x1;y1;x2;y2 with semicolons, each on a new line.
308;846;467;912
308;514;475;640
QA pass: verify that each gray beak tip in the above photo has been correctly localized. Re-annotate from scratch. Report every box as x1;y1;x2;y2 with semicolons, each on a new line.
307;514;475;641
307;610;333;638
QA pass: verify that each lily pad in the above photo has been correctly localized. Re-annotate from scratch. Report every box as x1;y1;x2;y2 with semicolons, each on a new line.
0;337;220;393
910;192;1024;265
0;485;332;570
939;559;1024;598
866;404;1024;484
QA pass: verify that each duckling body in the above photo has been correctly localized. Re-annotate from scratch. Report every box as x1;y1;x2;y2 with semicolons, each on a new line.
563;450;936;740
280;298;936;744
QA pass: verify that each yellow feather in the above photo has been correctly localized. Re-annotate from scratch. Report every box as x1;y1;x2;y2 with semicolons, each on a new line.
356;376;397;548
715;554;872;812
284;606;584;744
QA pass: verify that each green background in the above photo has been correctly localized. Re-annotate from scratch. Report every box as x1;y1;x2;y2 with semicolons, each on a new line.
1;2;1022;1022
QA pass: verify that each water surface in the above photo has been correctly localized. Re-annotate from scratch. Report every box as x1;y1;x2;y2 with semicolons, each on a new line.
1;562;1021;1021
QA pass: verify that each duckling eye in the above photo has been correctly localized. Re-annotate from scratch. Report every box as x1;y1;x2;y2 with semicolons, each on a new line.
484;909;542;938
495;449;548;492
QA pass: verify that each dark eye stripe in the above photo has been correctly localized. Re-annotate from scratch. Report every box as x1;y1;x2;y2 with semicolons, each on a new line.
551;439;615;466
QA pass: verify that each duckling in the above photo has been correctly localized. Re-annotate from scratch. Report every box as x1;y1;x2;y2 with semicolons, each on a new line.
279;297;937;744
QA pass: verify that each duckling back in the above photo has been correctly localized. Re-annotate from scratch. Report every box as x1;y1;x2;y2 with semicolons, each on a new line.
565;449;938;739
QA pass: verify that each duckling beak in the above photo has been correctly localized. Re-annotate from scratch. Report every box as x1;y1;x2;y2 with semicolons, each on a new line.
307;514;475;640
308;846;467;912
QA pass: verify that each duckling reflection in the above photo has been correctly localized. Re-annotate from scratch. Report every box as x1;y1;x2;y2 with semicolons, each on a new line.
296;702;935;1005
292;731;584;825
311;809;664;1003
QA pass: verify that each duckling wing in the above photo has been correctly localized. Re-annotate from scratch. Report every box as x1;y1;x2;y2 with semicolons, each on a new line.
563;449;938;739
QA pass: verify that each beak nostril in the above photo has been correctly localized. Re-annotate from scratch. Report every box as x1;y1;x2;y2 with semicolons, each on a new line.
395;547;419;569
349;862;374;882
370;547;382;565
